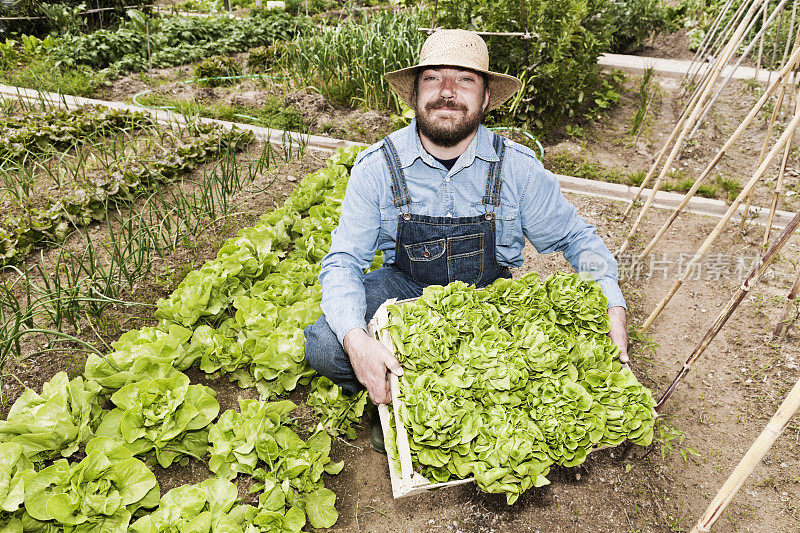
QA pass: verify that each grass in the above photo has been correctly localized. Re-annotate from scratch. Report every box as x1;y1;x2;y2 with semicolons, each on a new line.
3;59;105;98
545;150;646;187
716;175;743;201
545;150;734;199
135;93;306;132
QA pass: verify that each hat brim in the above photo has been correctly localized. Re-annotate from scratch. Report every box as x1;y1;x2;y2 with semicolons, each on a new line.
385;64;522;112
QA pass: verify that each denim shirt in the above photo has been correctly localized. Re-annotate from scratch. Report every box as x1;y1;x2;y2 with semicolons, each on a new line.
319;120;625;344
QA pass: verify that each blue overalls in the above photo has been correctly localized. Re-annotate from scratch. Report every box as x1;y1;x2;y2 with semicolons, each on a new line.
304;134;511;393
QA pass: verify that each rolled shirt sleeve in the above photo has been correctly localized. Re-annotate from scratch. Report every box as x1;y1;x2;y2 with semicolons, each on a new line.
520;158;626;309
319;158;382;344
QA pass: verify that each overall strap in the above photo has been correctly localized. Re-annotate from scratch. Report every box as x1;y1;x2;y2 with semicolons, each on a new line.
381;137;412;208
482;134;505;207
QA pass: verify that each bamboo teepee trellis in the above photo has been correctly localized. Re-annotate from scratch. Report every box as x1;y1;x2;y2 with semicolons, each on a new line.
613;0;800;333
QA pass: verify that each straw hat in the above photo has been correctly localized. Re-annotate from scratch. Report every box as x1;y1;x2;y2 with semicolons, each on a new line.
385;29;522;112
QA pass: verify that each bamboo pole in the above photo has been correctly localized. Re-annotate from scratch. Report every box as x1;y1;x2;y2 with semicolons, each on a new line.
773;266;800;337
688;0;789;140
739;82;789;232
634;41;800;263
639;105;800;334
763;88;799;245
624;1;763;220
621;92;706;220
690;375;800;532
781;0;799;114
617;0;768;256
755;0;769;80
685;0;753;91
683;0;738;87
652;210;800;411
769;2;786;88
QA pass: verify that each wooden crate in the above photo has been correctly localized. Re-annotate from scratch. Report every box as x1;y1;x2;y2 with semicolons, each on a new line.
366;297;655;499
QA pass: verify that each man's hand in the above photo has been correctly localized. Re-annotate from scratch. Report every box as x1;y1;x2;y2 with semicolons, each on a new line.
607;306;628;363
343;328;404;404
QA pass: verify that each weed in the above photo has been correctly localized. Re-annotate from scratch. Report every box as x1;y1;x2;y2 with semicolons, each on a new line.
654;418;700;462
630;67;654;137
716;175;743;201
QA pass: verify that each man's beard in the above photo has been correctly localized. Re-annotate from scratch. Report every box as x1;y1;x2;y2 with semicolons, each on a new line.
415;98;484;148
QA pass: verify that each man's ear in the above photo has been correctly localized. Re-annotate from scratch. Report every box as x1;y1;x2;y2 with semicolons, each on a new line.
483;83;491;113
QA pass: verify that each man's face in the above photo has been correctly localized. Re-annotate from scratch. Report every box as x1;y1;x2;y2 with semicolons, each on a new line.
413;67;490;148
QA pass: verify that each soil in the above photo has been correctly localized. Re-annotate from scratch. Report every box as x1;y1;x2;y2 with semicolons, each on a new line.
97;63;395;145
4;16;800;533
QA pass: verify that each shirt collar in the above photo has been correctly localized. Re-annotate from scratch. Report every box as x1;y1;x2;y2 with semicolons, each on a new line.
394;119;501;170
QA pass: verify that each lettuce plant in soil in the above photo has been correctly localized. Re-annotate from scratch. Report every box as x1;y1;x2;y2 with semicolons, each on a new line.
0;373;103;462
0;442;36;529
96;363;219;468
24;437;159;532
208;399;343;529
129;478;252;533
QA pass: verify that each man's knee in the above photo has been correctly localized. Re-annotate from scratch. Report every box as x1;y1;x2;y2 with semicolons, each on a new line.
303;317;340;372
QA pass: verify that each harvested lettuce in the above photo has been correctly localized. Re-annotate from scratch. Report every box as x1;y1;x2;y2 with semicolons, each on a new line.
386;273;655;504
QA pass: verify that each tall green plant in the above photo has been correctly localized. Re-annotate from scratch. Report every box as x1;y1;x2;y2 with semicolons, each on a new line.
281;9;426;111
436;0;614;133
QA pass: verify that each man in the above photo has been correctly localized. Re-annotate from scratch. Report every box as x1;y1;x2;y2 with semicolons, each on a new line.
304;29;627;430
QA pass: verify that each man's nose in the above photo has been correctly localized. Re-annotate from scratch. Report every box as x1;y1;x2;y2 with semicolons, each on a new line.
438;76;456;98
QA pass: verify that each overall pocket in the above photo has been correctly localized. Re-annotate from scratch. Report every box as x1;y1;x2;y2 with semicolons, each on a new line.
447;233;484;286
404;238;446;282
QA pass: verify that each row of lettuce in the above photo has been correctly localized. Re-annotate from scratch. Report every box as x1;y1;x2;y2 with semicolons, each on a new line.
0;145;369;532
0;106;256;264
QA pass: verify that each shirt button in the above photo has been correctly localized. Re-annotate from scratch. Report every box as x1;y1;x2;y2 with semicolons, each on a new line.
445;177;450;182
446;212;452;217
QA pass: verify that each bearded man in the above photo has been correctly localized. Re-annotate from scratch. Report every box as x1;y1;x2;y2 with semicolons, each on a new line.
303;29;627;451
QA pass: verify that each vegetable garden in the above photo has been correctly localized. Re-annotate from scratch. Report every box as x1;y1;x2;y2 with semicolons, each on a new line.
1;0;800;531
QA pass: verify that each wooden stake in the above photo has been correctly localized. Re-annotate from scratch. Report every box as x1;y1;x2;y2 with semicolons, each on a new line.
740;81;790;232
682;0;737;87
652;210;800;412
773;266;800;337
769;1;786;87
690;375;800;532
685;0;752;91
689;0;790;141
763;91;798;246
639;106;800;334
755;0;769;80
633;41;800;263
617;0;768;255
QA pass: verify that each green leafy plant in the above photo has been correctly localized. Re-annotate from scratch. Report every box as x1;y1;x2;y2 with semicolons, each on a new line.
385;273;656;503
0;372;103;462
280;9;426;111
307;377;368;439
129;478;252;533
95;363;220;467
0;442;36;529
24;436;159;532
49;10;309;75
39;2;88;36
208;399;343;529
194;55;242;86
